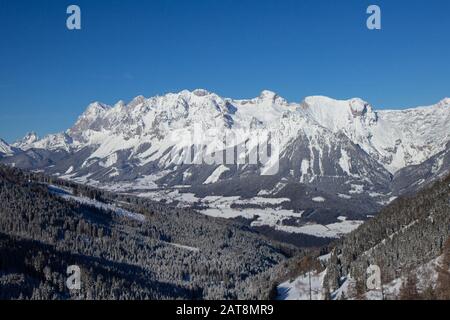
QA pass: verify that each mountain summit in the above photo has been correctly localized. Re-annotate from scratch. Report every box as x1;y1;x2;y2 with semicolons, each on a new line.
13;132;39;150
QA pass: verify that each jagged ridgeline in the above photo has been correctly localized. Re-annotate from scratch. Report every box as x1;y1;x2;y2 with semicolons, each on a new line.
0;165;300;300
324;173;450;296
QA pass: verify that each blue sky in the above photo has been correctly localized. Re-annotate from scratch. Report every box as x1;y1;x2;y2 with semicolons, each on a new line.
0;0;449;142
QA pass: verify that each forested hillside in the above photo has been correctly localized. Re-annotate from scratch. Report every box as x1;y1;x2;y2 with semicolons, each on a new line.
0;165;298;300
323;173;450;299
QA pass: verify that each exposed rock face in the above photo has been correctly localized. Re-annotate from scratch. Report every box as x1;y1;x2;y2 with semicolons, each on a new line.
12;132;39;150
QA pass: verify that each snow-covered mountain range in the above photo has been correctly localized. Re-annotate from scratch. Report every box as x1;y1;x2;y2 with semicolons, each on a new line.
1;90;449;238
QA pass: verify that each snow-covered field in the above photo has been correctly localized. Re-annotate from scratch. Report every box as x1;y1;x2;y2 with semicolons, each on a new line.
49;178;365;239
275;218;364;238
126;188;362;238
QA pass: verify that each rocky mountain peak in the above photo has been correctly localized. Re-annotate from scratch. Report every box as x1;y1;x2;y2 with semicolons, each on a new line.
13;132;39;150
85;102;110;114
127;95;146;109
192;89;211;97
257;90;288;105
113;100;126;109
438;97;450;107
348;98;372;116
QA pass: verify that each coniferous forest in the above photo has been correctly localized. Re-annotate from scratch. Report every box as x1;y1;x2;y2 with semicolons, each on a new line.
0;165;302;300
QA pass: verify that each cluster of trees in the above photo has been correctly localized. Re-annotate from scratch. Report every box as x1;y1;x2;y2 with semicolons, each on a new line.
0;165;299;300
398;237;450;300
323;173;450;299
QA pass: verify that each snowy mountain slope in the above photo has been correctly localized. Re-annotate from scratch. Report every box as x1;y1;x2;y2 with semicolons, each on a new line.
375;98;450;172
12;132;39;150
322;173;450;299
277;269;327;300
0;138;16;156
0;147;70;170
2;90;449;234
48;184;146;222
301;96;450;173
391;141;450;195
278;254;447;300
277;173;450;300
